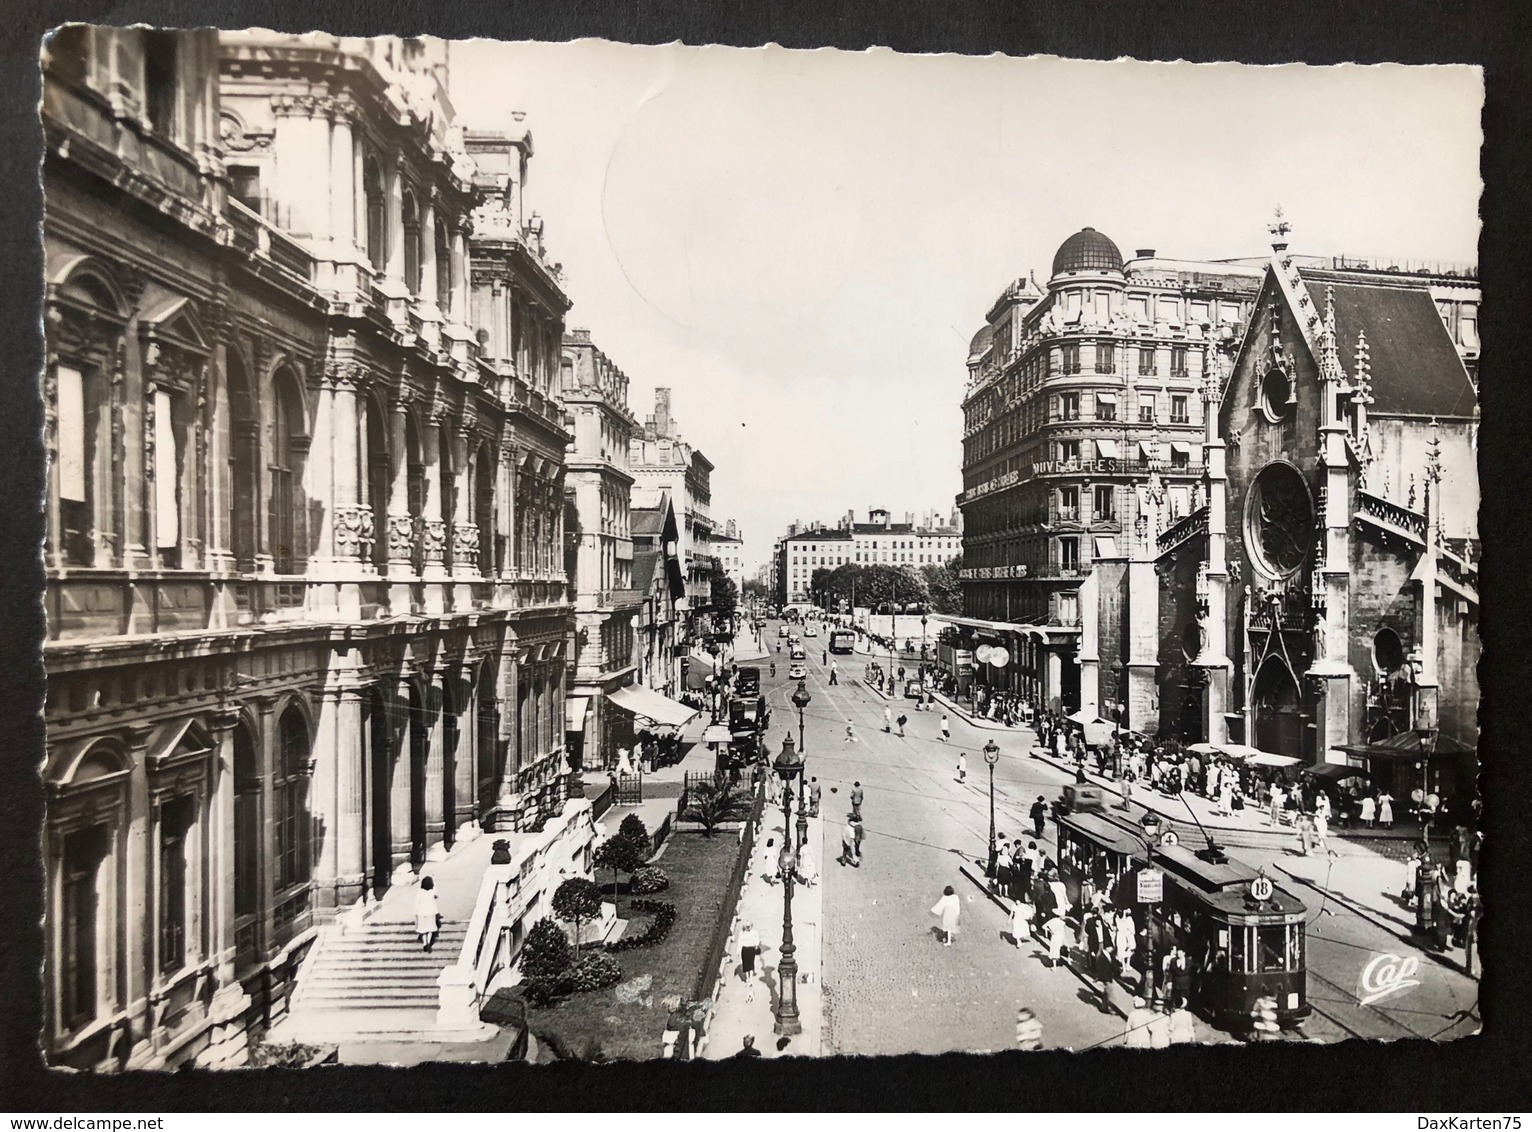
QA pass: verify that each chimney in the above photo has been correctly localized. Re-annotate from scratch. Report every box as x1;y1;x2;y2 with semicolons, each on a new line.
1135;248;1156;259
654;388;672;439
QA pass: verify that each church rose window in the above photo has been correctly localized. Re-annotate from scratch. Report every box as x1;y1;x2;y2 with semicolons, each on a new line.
1245;462;1313;578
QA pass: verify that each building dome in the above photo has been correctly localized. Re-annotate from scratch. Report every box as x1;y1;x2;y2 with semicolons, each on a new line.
1051;227;1124;277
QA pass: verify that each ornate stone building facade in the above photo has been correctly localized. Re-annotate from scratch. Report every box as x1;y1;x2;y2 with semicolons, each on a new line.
560;328;641;771
954;229;1262;716
629;388;715;640
40;28;574;1069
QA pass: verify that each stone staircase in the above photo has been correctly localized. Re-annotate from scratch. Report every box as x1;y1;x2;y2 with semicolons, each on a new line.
276;917;472;1043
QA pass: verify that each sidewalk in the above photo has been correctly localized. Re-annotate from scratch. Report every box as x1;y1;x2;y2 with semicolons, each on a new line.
701;809;824;1059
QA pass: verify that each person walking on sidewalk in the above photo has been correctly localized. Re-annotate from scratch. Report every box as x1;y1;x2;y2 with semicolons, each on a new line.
1377;790;1395;829
850;781;864;819
809;776;821;818
931;885;962;946
846;718;859;743
829;661;839;685
897;712;908;737
853;816;866;864
737;922;761;996
1030;795;1048;839
884;706;893;733
1010;896;1032;945
1124;997;1156;1049
1359;792;1376;829
956;751;968;783
732;1035;763;1058
940;713;951;741
796;840;819;887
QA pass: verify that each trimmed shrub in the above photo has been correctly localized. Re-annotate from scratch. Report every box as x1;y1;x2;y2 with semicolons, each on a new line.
630;865;670;894
522;974;565;1008
618;813;651;848
551;877;604;948
565;952;623;993
606;899;678;952
520;917;573;980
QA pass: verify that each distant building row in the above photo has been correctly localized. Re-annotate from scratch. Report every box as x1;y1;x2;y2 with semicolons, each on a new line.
770;506;963;608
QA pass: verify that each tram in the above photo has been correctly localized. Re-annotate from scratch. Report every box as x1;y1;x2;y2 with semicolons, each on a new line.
1053;800;1310;1030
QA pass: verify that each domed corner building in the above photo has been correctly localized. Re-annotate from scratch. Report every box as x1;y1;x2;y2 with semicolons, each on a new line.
953;226;1264;721
953;218;1479;816
1050;225;1127;280
1155;216;1479;817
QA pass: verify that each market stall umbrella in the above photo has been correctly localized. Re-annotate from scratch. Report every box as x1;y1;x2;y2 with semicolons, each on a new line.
1249;752;1302;768
1214;743;1266;761
1083;721;1116;748
1067;709;1105;726
1187;742;1220;757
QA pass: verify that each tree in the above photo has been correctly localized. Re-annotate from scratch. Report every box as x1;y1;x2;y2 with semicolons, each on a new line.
680;777;753;837
551;877;604;951
920;555;963;615
709;561;739;629
618;813;651;847
592;834;646;914
520;916;573;980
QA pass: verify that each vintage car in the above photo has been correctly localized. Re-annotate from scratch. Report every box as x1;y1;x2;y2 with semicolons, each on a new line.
788;661;807;680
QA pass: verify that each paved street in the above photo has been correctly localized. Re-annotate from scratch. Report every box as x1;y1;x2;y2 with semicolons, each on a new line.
756;621;1480;1051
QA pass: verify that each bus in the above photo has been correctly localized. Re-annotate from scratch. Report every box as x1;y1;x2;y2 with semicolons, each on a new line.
828;629;856;654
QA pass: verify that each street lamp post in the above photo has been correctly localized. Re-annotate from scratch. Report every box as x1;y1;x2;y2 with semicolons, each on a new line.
983;739;1000;877
792;680;811;755
921;613;929;677
772;735;804;1037
1137;811;1164;1007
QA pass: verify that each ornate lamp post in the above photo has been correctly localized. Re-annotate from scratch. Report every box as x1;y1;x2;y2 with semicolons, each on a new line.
791;680;813;851
921;612;929;674
791;680;812;755
983;739;1001;877
772;734;804;1036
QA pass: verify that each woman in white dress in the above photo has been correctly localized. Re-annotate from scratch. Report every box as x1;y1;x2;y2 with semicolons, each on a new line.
931;885;962;946
414;875;442;953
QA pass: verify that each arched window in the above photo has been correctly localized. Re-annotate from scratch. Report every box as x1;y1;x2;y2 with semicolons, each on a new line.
402;190;421;295
406;411;424;570
227;349;258;567
435;219;451;314
232;724;261;969
475;445;494;578
274;706;311;893
269;369;305;574
366;397;389;569
364;157;386;271
439;424;455;571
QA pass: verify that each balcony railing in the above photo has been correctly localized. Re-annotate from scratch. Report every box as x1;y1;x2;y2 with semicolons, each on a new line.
1156;506;1209;555
1356;489;1426;541
1248;587;1315;632
225;199;316;283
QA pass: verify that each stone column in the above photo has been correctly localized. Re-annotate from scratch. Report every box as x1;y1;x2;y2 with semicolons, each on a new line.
312;672;367;913
451;426;477;578
386;400;415;575
328;367;371;581
419;192;439;318
453;665;478;842
424;672;447;858
206;711;240;981
420;413;449;597
389;680;414;874
328;105;355;257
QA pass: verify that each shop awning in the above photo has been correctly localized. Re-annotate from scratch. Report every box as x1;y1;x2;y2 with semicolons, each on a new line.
1067;709;1105;725
1304;761;1372;783
1094;391;1117;405
1333;731;1476;760
1215;743;1267;761
1139;441;1157;461
1095;439;1119;460
1171;442;1192;456
564;697;590;733
1249;752;1301;768
1093;536;1119;557
609;684;698;728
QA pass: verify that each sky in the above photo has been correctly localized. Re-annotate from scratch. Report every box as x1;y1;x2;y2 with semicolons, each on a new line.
447;43;1483;573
